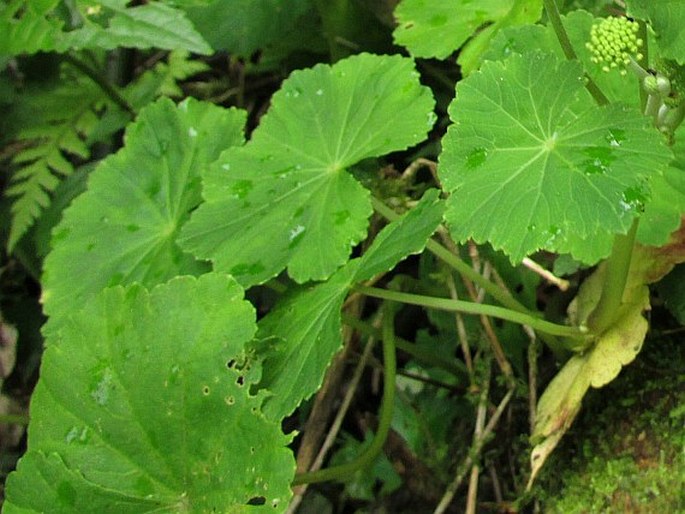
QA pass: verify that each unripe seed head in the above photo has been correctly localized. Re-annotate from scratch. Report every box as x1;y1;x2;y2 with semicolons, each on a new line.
586;17;643;74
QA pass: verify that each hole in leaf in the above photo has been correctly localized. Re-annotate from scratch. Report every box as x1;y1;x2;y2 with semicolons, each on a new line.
247;497;266;506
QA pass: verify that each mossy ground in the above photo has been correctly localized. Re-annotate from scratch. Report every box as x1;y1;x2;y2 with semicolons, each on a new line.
535;320;685;513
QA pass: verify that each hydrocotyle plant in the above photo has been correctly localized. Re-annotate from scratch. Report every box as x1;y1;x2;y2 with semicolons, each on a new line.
1;0;684;511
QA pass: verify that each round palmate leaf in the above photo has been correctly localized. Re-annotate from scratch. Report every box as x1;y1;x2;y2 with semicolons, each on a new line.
41;97;246;329
3;274;295;513
180;52;436;287
439;52;673;263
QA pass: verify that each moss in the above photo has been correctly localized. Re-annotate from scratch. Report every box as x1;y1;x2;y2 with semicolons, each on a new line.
535;331;685;513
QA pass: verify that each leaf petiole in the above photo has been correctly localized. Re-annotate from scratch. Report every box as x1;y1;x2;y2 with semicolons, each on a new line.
587;218;639;334
542;0;609;105
355;285;590;340
370;196;531;315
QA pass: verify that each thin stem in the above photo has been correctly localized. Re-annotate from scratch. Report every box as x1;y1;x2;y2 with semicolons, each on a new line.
64;53;136;117
434;387;514;514
292;303;397;485
356;285;590;340
542;0;609;106
0;413;29;425
342;313;466;379
370;196;530;315
587;219;639;334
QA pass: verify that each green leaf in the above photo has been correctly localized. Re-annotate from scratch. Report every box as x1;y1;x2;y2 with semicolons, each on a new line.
42;98;246;329
627;0;685;64
6;75;104;251
636;117;685;247
393;0;513;59
636;165;685;247
356;190;445;282
65;1;212;55
3;274;295;512
484;11;641;105
183;0;314;57
0;0;211;55
257;263;360;421
456;0;543;75
257;191;445;420
180;53;436;287
0;1;63;55
439;52;672;263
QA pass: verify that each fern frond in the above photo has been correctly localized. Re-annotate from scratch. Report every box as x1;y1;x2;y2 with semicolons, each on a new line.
6;77;103;251
124;50;210;108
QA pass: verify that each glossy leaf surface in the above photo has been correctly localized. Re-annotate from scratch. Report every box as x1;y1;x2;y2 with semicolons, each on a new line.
393;0;513;59
4;274;295;513
0;0;211;55
180;53;436;286
42;98;246;327
257;191;445;420
439;52;672;263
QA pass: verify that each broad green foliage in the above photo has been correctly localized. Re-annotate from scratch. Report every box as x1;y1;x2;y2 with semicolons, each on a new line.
3;274;296;512
0;0;211;55
180;53;436;286
6;74;104;251
393;0;509;59
41;98;246;329
3;0;685;509
183;0;314;57
627;0;685;64
258;191;445;420
484;11;641;105
4;51;208;253
393;0;542;72
439;52;672;263
484;12;685;252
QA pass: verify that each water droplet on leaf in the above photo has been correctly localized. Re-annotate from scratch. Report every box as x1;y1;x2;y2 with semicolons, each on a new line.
465;147;488;169
230;180;253;199
91;368;114;406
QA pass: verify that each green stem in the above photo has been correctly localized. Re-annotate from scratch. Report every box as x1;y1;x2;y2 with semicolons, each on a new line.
370;197;529;315
292;303;398;485
342;313;467;379
587;219;638;334
64;53;136;117
542;0;609;106
314;0;356;61
0;413;29;425
356;285;589;340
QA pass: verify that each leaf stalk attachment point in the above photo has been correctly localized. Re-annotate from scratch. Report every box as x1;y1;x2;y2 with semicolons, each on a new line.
371;196;530;315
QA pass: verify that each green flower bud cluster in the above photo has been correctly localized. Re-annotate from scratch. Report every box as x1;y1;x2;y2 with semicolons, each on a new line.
586;17;643;75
